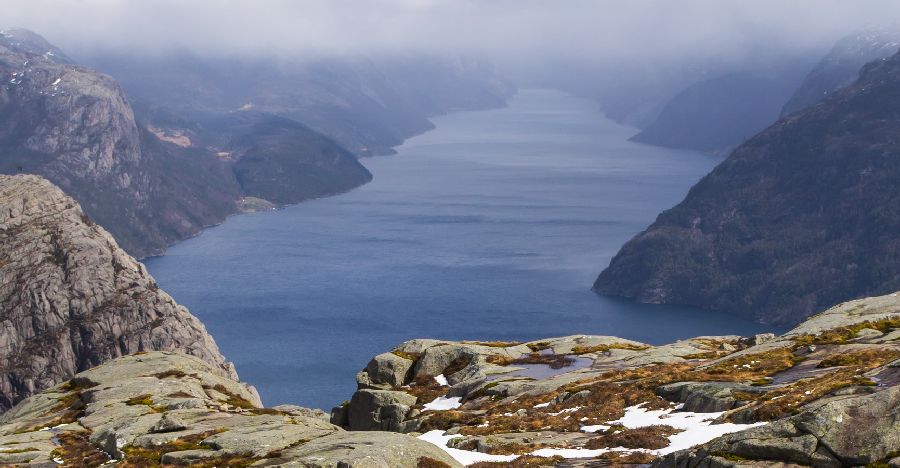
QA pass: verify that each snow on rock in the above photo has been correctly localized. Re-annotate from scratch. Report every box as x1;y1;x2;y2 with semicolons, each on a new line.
418;403;766;464
418;430;517;465
434;374;449;386
609;403;766;455
423;396;462;411
533;402;551;408
580;423;610;433
532;447;612;458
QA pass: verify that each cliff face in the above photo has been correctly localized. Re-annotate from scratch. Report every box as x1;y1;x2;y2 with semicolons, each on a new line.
0;29;381;258
0;174;234;413
781;26;900;116
0;29;242;258
594;48;900;326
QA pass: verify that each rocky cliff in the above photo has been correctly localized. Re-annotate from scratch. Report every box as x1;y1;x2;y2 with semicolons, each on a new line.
781;26;900;116
337;293;900;466
0;29;243;258
0;29;379;258
0;174;234;413
594;47;900;326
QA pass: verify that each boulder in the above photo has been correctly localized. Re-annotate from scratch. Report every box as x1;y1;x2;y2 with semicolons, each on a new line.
365;352;414;387
657;381;764;413
347;389;418;432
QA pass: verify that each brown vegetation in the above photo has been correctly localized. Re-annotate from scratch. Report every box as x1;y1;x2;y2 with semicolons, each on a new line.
793;317;900;346
50;431;110;467
586;425;681;450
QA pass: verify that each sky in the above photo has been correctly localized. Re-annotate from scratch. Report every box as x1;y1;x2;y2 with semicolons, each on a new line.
4;0;900;62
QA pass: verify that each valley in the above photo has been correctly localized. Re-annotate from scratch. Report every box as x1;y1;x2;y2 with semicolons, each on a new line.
144;89;775;410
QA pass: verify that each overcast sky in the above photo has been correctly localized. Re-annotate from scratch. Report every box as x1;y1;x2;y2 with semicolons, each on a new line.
4;0;900;61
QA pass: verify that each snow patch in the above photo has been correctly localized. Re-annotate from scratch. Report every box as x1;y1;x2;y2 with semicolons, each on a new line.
418;430;517;465
434;374;449;386
423;396;462;411
581;423;610;433
610;404;766;455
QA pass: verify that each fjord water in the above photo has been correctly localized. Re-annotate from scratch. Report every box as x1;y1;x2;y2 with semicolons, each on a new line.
145;89;774;410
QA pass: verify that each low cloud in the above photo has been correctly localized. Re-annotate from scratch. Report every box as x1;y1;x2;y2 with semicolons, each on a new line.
4;0;900;63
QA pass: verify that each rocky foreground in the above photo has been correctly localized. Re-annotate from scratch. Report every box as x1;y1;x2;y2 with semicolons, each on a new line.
2;290;898;467
0;351;456;467
335;294;900;466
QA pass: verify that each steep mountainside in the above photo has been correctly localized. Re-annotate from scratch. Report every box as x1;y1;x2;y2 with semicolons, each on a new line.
0;175;234;413
84;52;515;156
0;29;241;257
594;48;900;326
631;64;811;154
0;29;375;257
782;26;900;116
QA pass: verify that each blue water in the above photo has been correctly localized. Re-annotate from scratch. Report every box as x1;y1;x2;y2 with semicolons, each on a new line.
145;89;775;410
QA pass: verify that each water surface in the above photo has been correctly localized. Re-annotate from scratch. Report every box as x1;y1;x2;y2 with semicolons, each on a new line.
146;89;774;410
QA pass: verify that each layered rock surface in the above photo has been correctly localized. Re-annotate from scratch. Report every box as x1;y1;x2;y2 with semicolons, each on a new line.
0;351;459;467
595;45;900;326
337;295;900;466
0;174;233;413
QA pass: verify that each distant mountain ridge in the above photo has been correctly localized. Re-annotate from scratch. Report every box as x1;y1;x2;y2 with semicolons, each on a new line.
0;29;421;257
781;26;900;116
630;61;812;154
594;45;900;326
84;51;516;157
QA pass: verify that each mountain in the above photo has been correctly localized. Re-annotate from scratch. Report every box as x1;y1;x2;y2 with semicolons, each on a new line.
631;63;812;154
0;174;234;412
334;293;900;466
84;51;516;157
594;47;900;326
781;26;900;116
0;29;374;258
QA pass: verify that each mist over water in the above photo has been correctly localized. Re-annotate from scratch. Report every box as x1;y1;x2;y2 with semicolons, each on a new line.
145;90;776;410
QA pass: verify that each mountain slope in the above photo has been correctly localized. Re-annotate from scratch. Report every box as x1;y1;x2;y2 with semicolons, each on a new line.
631;65;810;154
0;174;234;412
0;30;377;257
0;29;242;257
85;52;515;156
781;26;900;116
594;48;900;326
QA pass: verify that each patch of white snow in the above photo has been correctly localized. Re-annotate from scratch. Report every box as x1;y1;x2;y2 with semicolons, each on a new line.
418;430;517;465
423;396;462;411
